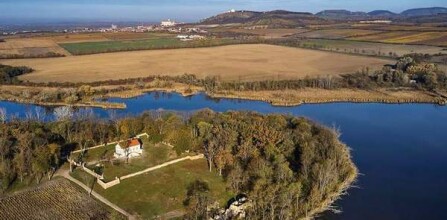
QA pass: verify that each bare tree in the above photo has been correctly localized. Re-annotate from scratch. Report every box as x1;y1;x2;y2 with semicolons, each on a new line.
0;108;6;123
53;106;73;121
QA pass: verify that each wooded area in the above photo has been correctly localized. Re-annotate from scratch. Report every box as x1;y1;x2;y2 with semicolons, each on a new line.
0;109;356;219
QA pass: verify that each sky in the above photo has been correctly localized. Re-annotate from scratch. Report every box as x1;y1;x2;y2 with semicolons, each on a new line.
0;0;446;23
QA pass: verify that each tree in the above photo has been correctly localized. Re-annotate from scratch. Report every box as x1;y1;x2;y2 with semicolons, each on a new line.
0;108;6;123
184;180;211;220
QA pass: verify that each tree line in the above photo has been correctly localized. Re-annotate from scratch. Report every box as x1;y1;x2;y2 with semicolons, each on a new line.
0;109;356;219
0;64;33;84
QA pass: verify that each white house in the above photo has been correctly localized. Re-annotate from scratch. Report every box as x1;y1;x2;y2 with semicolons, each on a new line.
114;138;143;158
161;19;177;27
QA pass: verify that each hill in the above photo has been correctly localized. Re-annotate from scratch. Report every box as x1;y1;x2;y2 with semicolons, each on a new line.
316;10;368;20
401;7;447;17
367;10;397;17
200;10;327;27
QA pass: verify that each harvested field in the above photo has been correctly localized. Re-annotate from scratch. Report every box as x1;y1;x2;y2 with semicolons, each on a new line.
297;39;446;56
295;29;384;39
0;178;118;220
39;33;111;43
2;44;391;83
211;28;310;38
351;31;447;46
0;38;70;58
38;32;175;43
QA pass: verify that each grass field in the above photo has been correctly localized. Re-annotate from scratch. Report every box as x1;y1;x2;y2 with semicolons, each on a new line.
81;142;181;182
72;159;232;219
59;37;243;55
0;178;122;220
2;44;390;83
0;38;70;58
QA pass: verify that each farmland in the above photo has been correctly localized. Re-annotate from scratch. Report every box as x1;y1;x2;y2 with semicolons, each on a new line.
59;37;249;55
350;31;447;46
2;44;390;83
0;38;69;58
281;38;447;57
0;178;123;220
71;159;232;219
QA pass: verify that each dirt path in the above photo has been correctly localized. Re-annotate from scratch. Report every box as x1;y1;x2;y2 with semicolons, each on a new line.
56;169;136;220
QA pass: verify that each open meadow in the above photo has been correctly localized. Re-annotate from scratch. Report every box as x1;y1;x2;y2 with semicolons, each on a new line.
72;159;232;219
2;44;391;83
0;178;122;220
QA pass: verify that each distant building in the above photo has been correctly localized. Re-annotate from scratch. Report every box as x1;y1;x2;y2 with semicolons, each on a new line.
114;138;143;158
111;24;118;30
229;9;236;13
359;20;392;24
161;19;177;27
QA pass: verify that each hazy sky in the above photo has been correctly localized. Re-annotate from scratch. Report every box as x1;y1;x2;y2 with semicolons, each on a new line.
1;0;446;22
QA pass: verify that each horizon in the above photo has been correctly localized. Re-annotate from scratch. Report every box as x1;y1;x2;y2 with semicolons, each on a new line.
1;0;446;24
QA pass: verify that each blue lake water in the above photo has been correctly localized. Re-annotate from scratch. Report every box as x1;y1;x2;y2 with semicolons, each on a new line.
1;92;447;220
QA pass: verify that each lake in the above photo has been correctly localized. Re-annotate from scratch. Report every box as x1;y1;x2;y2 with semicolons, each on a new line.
1;91;447;220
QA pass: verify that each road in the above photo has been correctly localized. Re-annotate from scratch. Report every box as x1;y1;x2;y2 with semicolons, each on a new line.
56;169;136;220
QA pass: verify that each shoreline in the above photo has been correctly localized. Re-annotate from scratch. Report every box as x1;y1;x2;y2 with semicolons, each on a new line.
1;85;446;109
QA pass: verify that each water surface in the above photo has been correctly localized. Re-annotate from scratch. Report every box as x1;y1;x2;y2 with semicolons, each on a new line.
1;92;447;220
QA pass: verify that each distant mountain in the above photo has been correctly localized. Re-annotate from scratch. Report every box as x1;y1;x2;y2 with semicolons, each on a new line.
201;10;327;27
367;10;397;17
401;7;447;17
316;10;368;20
201;7;447;26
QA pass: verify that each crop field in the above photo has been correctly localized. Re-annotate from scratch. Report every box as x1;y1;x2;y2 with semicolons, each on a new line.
72;159;232;219
59;37;243;55
2;44;391;83
211;28;309;38
297;39;446;56
37;32;176;43
295;28;385;39
0;38;70;58
0;178;120;220
60;37;180;55
350;31;447;46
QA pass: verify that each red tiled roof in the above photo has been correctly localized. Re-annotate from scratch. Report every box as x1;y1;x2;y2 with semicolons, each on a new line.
118;138;141;149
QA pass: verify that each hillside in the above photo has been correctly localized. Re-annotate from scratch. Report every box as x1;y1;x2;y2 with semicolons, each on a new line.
316;10;368;20
367;10;397;17
401;7;447;16
201;7;447;26
200;10;328;27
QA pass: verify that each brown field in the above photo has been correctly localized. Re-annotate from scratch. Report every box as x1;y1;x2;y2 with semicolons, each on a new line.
0;178;118;220
350;31;447;46
296;29;385;39
211;28;310;38
1;44;390;83
39;33;111;43
0;38;70;58
36;32;176;43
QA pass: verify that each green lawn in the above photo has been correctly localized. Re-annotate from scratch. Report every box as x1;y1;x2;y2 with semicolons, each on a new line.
100;142;180;182
71;143;116;163
60;37;249;55
71;136;194;182
71;159;232;219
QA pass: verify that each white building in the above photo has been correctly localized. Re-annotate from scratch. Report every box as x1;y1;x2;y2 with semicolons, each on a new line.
161;19;177;27
114;138;143;158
